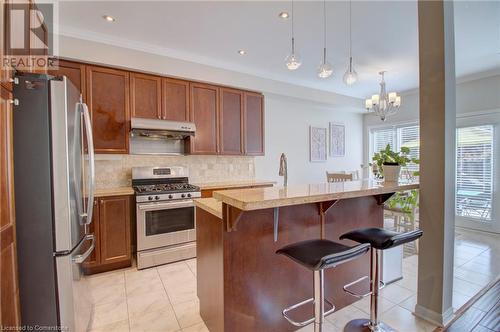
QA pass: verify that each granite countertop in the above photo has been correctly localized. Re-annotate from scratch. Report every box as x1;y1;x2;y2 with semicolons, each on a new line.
212;180;419;211
194;180;276;190
94;187;135;197
194;198;223;219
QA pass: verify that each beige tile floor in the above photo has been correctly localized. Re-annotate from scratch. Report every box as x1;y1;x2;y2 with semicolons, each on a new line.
87;227;499;332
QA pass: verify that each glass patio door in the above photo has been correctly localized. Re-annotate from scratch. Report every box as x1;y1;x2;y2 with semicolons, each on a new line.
455;114;500;233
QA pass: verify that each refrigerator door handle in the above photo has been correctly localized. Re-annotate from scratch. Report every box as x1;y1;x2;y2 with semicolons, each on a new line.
80;100;95;225
72;234;95;264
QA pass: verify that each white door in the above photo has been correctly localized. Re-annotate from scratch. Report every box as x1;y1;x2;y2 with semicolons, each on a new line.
455;112;500;233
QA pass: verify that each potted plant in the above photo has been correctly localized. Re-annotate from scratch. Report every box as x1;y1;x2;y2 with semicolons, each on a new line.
372;144;418;182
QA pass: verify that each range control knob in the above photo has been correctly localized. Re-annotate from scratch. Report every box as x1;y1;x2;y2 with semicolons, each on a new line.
181;194;186;198
168;194;173;199
187;193;192;198
148;196;153;201
155;196;160;200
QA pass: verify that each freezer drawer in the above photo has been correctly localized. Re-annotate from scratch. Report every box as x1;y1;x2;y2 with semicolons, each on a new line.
56;234;95;332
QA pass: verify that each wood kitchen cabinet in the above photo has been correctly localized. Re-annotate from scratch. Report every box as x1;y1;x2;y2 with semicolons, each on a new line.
219;88;243;155
0;86;21;327
189;83;219;154
244;92;265;155
83;195;132;274
163;78;190;121
130;72;162;119
1;0;14;91
86;66;130;154
49;60;86;98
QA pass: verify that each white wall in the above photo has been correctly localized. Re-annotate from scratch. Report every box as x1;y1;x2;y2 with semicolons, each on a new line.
255;95;364;185
58;35;365;185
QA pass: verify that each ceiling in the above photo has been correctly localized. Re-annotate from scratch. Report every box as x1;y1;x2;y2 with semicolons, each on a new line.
57;1;500;99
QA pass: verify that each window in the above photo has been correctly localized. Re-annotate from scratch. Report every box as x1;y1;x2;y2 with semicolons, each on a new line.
371;124;420;175
456;125;494;221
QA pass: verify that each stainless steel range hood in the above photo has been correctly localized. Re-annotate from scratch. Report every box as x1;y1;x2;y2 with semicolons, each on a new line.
129;118;196;155
130;117;196;140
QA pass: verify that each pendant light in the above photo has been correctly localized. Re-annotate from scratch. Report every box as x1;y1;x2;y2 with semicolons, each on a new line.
343;0;358;86
317;0;333;78
285;0;302;70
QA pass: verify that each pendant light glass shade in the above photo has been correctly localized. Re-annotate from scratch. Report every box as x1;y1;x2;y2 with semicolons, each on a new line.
343;57;358;85
343;1;358;86
317;0;332;79
285;53;302;70
285;38;302;70
317;48;333;78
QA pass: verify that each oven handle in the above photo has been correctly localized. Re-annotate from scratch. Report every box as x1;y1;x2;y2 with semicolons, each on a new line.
138;200;195;211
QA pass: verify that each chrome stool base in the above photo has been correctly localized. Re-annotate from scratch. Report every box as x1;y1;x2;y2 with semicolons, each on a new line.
344;319;396;332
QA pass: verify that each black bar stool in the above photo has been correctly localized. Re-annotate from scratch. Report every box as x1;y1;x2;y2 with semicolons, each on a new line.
340;228;423;332
276;239;370;332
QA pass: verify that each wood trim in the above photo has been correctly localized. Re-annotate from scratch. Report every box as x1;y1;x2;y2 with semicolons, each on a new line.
0;85;21;327
130;72;162;119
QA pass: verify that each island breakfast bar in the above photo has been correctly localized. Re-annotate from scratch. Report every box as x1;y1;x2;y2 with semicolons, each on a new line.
194;181;419;332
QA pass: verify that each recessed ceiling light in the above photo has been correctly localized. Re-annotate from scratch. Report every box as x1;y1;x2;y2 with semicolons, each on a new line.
237;49;247;55
103;15;116;22
278;12;289;19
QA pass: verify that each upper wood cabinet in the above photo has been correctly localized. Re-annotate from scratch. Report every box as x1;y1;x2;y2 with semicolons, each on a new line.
49;60;86;99
130;73;162;120
163;78;190;121
86;66;130;154
244;92;265;156
189;83;219;155
219;88;243;155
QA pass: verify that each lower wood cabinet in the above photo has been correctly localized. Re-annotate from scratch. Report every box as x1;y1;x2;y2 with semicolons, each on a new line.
83;195;133;274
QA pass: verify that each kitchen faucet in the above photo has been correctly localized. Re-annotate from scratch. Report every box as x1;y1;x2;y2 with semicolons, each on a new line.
279;153;288;187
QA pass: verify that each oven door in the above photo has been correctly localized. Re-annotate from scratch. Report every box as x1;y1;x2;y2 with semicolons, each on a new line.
137;200;196;251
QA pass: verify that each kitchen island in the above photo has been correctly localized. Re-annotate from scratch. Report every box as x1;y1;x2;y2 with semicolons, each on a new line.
194;180;419;332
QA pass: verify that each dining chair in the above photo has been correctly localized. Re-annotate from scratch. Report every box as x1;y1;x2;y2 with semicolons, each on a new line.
326;172;353;183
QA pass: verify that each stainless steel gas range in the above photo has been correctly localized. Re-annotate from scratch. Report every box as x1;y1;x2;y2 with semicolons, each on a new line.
132;166;201;269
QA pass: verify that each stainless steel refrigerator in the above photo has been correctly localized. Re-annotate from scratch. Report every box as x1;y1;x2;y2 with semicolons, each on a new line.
13;72;96;332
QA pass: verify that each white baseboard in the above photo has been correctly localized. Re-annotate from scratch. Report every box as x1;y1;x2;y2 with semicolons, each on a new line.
414;304;454;327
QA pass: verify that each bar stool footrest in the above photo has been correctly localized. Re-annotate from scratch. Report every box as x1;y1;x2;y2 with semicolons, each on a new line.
282;297;336;327
343;276;386;299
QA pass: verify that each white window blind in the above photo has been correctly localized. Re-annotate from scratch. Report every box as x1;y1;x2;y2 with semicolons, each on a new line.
371;124;420;175
456;125;494;221
373;128;395;153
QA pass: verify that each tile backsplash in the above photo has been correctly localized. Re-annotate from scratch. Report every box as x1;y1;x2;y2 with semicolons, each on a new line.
95;154;256;189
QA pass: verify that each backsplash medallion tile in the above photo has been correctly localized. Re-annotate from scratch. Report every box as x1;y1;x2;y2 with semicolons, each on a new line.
94;155;256;189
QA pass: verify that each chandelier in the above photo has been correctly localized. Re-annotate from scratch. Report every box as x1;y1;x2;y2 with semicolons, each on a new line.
365;71;401;121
